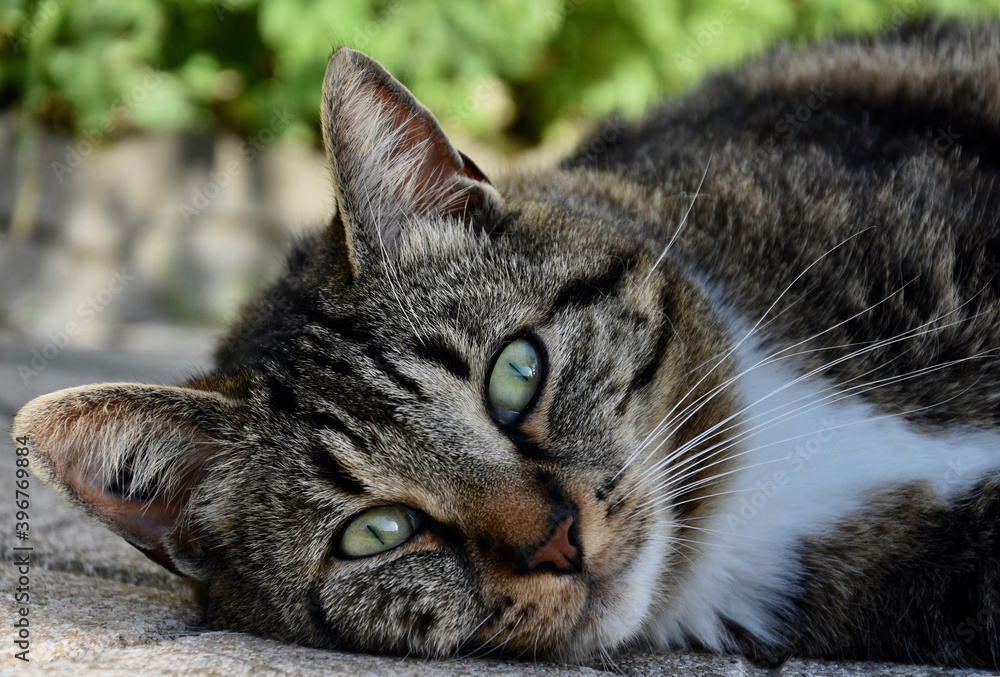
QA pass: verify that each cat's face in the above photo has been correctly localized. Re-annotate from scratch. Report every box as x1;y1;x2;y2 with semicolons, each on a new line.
14;49;737;660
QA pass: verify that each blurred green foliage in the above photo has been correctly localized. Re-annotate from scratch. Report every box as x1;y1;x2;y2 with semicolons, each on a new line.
2;0;1000;147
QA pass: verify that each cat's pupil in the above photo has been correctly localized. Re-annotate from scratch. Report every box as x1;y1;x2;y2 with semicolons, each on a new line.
488;337;543;425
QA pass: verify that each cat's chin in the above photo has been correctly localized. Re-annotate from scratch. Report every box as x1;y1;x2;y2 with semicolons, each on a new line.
549;509;671;663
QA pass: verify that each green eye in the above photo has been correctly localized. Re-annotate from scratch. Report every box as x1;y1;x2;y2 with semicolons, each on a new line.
339;506;418;558
488;337;543;425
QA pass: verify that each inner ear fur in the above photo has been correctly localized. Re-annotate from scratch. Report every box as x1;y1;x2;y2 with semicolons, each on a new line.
12;383;235;579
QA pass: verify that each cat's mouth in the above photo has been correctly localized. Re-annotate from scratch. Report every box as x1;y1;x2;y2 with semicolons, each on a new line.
520;496;671;662
546;505;671;661
457;472;671;659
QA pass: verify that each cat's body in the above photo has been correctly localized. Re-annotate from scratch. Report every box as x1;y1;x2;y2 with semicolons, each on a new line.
13;19;1000;669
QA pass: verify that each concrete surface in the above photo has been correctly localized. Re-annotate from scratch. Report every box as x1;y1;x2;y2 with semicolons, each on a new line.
1;347;993;675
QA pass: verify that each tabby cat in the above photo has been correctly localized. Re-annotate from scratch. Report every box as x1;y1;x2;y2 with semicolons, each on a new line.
13;18;1000;669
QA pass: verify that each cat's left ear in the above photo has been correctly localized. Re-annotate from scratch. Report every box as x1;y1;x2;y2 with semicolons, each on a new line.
320;48;501;269
12;384;233;579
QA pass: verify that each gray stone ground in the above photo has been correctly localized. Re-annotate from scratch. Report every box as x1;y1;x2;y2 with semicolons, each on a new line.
0;118;995;675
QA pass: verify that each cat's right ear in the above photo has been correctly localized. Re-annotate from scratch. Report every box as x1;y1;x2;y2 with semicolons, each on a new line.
320;48;501;272
12;383;233;580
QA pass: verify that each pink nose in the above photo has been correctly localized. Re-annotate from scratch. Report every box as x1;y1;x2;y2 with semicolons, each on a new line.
523;511;582;574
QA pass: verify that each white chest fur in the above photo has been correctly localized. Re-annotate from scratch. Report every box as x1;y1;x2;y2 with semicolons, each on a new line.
648;333;1000;651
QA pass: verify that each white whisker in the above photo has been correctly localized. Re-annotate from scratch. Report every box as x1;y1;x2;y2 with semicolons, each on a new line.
642;155;713;286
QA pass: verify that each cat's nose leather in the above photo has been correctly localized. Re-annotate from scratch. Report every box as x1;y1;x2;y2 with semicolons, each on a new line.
518;507;582;574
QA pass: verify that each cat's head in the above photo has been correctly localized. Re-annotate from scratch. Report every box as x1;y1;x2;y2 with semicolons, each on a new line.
13;49;737;660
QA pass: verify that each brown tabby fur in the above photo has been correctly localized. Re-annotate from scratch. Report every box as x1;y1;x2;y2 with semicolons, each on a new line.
13;18;1000;669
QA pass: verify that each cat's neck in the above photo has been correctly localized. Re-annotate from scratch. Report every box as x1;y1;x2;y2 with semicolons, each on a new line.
649;311;1000;654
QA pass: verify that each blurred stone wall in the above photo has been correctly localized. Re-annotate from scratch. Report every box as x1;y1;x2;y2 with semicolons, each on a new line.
0;111;334;360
